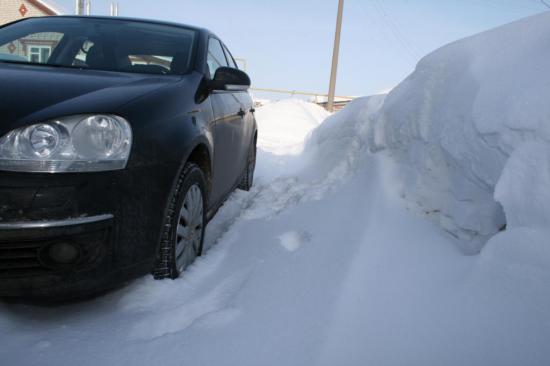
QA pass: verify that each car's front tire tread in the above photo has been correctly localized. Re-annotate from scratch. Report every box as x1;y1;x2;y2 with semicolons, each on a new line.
153;162;206;280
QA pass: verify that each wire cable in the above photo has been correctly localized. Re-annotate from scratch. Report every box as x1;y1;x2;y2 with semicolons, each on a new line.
370;0;421;61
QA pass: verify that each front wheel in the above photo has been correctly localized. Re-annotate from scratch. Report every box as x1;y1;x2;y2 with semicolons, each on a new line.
238;140;257;191
153;163;207;279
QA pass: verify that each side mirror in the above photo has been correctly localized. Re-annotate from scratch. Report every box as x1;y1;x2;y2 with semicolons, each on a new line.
209;67;251;92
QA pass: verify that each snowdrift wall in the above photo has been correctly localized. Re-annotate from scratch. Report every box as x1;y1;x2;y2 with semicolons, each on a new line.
369;12;550;252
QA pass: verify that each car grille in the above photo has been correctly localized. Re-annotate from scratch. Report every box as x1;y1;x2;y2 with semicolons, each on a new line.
0;240;54;278
0;227;111;279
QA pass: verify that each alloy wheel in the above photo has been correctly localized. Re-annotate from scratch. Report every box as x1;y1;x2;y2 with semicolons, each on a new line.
175;184;203;272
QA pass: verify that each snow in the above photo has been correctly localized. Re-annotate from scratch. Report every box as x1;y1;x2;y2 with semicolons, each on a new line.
2;12;550;366
495;142;550;229
255;99;329;155
369;11;550;252
278;230;310;252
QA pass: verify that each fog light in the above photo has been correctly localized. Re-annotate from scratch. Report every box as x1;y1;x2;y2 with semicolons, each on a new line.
48;242;80;264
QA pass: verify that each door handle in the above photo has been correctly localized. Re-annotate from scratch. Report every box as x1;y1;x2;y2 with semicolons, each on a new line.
237;109;246;118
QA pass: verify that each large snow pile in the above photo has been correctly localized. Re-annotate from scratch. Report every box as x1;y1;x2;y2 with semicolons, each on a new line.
255;99;329;155
369;11;550;252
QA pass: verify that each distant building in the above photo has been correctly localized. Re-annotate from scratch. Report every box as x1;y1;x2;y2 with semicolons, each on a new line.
0;1;63;63
0;0;62;26
311;95;355;112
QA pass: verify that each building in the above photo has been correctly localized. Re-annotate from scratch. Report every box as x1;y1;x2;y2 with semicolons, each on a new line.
0;0;62;26
0;1;63;63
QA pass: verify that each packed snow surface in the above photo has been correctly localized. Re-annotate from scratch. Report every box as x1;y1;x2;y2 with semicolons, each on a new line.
2;12;550;366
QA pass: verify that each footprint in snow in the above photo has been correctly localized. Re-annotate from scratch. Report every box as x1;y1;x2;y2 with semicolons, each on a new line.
34;340;51;350
278;231;311;252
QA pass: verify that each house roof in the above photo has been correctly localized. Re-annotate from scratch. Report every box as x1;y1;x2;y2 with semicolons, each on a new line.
28;0;63;16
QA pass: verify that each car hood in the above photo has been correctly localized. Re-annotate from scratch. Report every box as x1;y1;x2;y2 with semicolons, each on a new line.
0;63;181;132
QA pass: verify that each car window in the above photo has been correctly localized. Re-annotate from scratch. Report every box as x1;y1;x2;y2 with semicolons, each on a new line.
0;31;63;64
207;38;228;77
0;17;197;75
222;44;238;69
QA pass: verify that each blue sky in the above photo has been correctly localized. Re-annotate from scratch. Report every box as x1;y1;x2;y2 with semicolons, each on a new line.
51;0;547;98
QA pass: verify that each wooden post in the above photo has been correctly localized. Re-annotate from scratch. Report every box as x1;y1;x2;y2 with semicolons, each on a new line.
327;0;344;112
75;0;84;15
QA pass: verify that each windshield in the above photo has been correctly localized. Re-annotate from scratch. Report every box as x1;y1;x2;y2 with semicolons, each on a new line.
0;17;197;75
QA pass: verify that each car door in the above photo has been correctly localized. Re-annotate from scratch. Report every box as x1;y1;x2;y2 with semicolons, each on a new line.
222;43;254;175
207;38;246;206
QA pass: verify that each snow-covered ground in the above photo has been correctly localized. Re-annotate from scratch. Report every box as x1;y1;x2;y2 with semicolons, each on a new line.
2;12;550;366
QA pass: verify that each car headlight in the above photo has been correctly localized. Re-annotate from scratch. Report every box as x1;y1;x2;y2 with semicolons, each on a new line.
0;115;132;173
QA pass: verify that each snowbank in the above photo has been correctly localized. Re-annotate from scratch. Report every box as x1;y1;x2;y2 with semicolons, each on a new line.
485;141;550;280
495;142;550;229
304;95;386;181
370;11;550;252
255;99;329;155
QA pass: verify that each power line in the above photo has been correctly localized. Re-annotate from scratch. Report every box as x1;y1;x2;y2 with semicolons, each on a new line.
370;0;421;61
472;0;545;13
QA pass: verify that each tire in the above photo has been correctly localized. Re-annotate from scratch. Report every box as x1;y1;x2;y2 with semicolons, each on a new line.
238;139;257;191
153;163;207;279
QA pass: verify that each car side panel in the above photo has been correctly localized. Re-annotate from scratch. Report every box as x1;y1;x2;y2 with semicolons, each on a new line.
209;91;245;206
234;90;256;158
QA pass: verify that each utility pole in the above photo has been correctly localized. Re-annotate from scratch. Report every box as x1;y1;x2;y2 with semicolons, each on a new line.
110;2;119;16
75;0;84;15
75;0;91;15
327;0;344;113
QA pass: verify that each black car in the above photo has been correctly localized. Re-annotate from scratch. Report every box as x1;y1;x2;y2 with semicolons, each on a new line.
0;16;257;298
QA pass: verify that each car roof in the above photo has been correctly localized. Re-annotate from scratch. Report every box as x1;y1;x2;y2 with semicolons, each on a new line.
33;15;213;37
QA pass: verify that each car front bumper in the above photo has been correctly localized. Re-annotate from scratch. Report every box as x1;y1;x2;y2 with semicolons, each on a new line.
0;214;115;297
0;166;174;298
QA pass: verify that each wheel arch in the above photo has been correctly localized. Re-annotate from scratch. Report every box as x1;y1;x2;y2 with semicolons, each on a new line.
152;139;212;279
185;141;213;197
